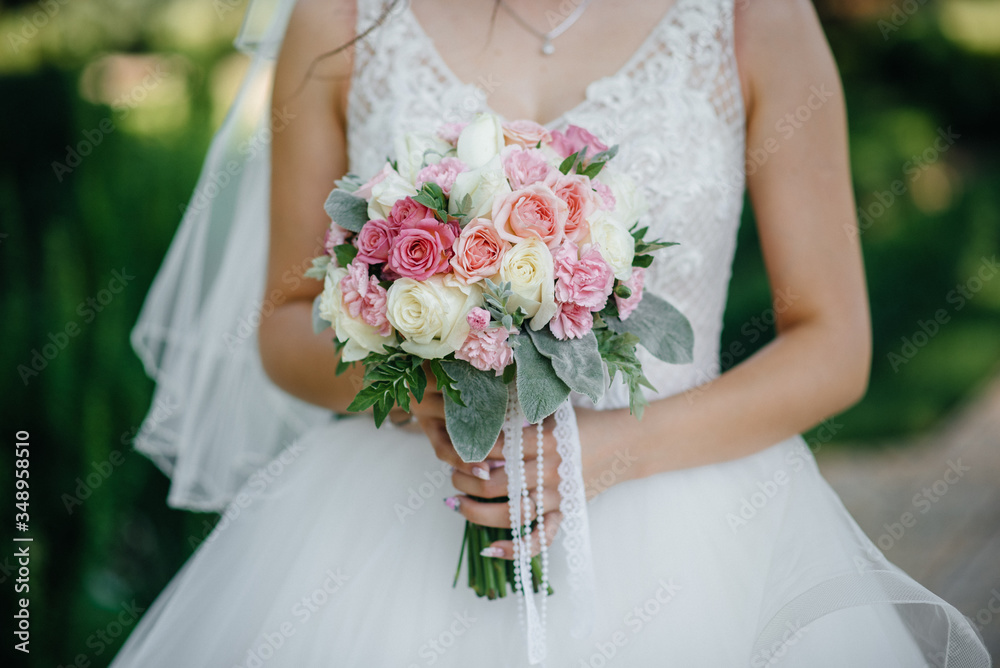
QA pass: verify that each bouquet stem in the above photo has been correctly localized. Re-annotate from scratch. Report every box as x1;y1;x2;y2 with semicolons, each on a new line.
453;518;554;600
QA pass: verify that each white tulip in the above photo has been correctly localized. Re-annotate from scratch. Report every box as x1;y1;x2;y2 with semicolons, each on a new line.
447;155;512;220
456;113;505;169
394;131;454;184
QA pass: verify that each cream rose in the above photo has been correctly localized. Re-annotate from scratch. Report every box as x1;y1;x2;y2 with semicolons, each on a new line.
367;167;417;220
394;131;453;184
586;210;636;281
386;275;483;358
596;167;648;227
319;267;396;362
448;155;512;220
456;113;505;169
499;237;557;330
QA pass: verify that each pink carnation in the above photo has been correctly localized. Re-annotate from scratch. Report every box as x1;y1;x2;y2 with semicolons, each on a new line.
615;267;646;321
549;302;593;340
548;173;597;243
502;145;555;190
549;125;608;159
340;260;391;335
437;122;468;144
387;197;433;228
466;307;491;331
502;120;552;148
456;326;514;375
387;217;457;280
593;181;616;210
355;164;393;200
324;222;350;256
553;241;614;311
416;157;467;196
354;218;397;264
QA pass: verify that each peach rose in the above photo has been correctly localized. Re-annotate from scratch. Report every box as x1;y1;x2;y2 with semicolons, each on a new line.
491;183;568;249
502;120;552;148
548;173;598;243
450;218;511;284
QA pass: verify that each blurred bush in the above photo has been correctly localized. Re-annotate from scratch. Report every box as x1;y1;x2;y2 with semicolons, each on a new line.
0;0;998;665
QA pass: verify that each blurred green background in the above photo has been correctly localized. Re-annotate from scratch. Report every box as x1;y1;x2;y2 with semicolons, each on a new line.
1;0;999;665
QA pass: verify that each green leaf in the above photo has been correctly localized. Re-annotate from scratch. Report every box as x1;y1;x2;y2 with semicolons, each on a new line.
513;334;570;423
502;362;516;385
632;253;655;268
526;328;605;405
311;295;331;335
324;189;369;232
429;359;465;408
558;151;579;175
333;243;358;267
304;255;331;280
595;328;652;418
590;145;619;164
606;292;694;364
439;360;508;463
347;384;384;413
334;173;363;192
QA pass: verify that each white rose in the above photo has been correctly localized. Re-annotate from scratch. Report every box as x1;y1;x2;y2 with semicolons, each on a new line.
394;131;454;184
367;167;417;220
597;167;648;227
386;275;483;358
448;155;512;220
586;210;636;281
319;267;396;362
456;113;505;169
499;238;557;331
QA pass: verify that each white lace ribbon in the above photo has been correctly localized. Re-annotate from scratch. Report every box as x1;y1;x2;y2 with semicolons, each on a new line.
502;384;596;665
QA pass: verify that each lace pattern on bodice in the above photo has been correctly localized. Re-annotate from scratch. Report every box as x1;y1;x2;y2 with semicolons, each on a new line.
347;0;746;411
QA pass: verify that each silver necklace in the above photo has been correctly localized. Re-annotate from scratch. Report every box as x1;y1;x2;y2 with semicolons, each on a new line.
498;0;597;55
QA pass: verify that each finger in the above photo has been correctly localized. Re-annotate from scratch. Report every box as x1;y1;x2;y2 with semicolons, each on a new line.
480;510;563;560
451;459;559;498
449;489;560;529
410;390;444;419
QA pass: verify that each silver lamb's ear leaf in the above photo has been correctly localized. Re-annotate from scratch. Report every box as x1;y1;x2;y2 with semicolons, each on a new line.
311;295;332;335
513;334;570;424
606;292;694;364
323;189;369;232
527;327;605;405
439;360;508;463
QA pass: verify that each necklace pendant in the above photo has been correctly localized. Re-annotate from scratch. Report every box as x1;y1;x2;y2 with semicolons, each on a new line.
541;39;555;56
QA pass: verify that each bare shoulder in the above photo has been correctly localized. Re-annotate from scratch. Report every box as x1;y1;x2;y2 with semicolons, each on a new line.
274;0;358;101
733;0;842;120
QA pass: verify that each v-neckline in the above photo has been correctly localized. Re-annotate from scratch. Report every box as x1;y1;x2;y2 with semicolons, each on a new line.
403;0;684;129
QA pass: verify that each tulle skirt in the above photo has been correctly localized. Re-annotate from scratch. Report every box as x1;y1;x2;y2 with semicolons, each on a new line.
111;415;991;667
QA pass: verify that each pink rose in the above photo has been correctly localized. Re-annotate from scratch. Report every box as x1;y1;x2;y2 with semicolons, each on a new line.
553;241;614;311
615;267;646;320
354;218;396;264
502;120;552;148
492;183;568;249
549;302;593;340
502;145;555;190
387;197;433;228
548;173;597;243
451;217;510;284
340;260;392;336
549;125;608;159
387;217;457;280
437;121;468;144
416;157;467;196
355;164;393;200
593;181;616;210
324;222;350;256
466;307;491;331
456;326;514;375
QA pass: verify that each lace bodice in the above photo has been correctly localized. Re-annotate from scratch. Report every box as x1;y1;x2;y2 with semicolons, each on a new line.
347;0;746;410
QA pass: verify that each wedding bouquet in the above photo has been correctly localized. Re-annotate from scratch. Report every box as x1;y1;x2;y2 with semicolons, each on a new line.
307;113;693;600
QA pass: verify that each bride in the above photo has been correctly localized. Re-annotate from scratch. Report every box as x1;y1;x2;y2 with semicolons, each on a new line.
115;0;991;665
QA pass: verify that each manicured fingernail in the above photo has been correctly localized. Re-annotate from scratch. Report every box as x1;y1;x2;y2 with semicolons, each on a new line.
480;546;504;558
488;459;506;470
472;466;490;481
522;418;531;428
444;496;461;512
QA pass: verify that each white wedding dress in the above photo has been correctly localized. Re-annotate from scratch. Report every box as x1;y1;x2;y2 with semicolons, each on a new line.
113;0;992;666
